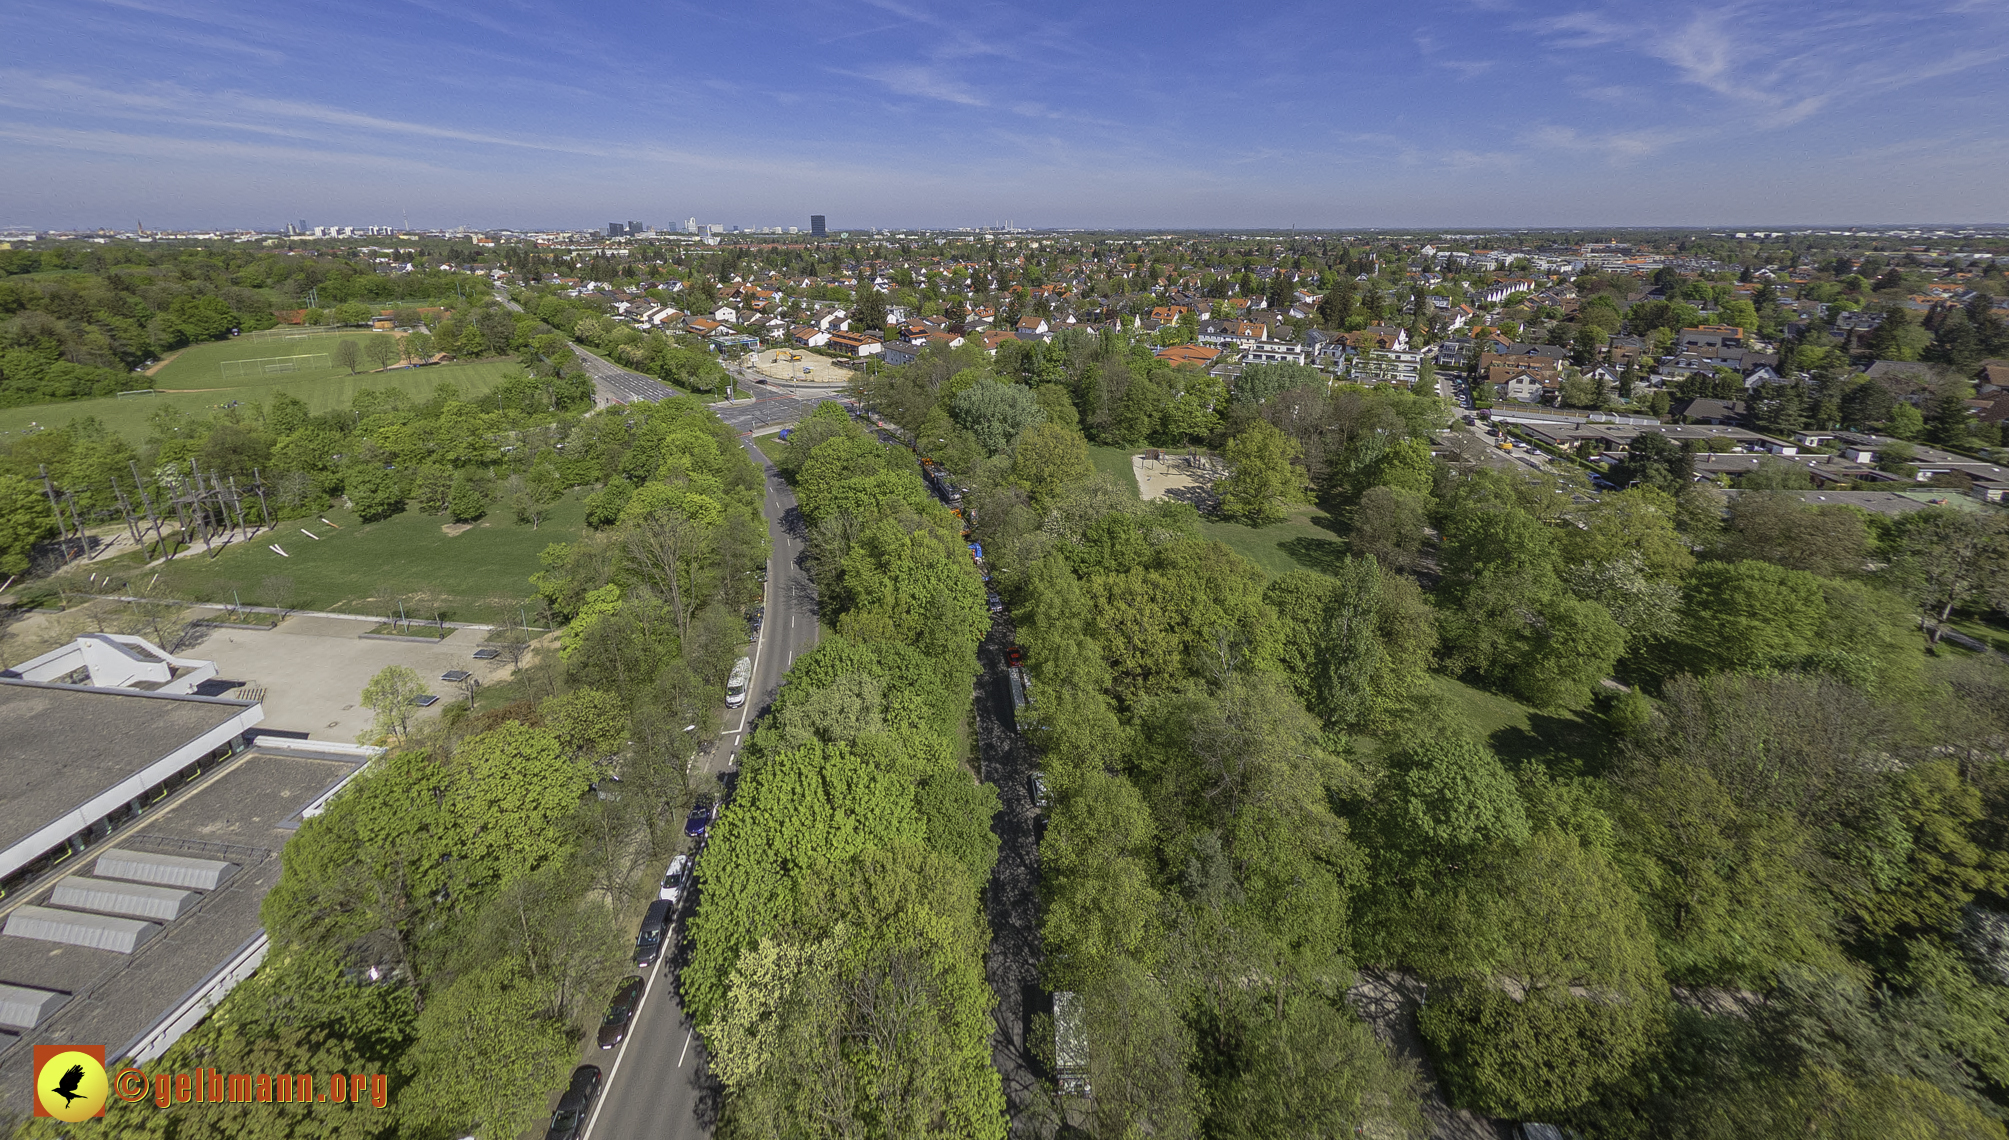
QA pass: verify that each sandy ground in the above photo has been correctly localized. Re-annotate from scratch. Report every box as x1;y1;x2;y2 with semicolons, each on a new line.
3;606;518;742
743;348;853;385
1133;452;1225;509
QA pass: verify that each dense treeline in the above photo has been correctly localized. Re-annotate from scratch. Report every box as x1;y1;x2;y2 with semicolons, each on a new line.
684;401;1006;1136
15;397;768;1140
0;242;488;405
861;334;2009;1138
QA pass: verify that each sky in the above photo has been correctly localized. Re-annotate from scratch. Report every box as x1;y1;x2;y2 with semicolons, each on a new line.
2;0;2006;232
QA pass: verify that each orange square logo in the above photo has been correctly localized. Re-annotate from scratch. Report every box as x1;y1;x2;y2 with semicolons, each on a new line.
33;1045;108;1120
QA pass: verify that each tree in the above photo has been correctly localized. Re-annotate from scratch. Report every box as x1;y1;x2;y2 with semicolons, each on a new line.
1721;493;1871;578
365;334;400;371
361;665;427;741
1420;831;1667;1118
258;573;297;615
950;379;1045;453
403;330;434;362
852;287;889;331
1349;484;1428;570
1217;420;1306;525
332;339;361;374
509;472;560;530
1883;507;2009;648
1309;555;1383;729
447;472;486;523
1608;432;1694;492
1009;421;1093;508
0;473;55;576
401;962;574;1140
1676;560;1828;674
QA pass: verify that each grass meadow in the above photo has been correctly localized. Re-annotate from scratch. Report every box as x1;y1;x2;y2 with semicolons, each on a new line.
88;494;589;624
0;333;520;441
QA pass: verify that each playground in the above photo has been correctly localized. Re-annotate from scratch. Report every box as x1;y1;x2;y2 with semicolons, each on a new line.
1133;449;1226;509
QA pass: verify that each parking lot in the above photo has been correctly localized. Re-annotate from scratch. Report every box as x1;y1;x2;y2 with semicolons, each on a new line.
184;616;516;738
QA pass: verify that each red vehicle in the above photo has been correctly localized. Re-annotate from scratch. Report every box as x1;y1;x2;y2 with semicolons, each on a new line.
1005;646;1024;667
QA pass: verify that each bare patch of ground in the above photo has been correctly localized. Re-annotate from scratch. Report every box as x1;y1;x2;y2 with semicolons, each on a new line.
1133;451;1226;511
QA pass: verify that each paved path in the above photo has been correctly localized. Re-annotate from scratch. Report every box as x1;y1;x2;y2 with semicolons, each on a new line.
975;610;1048;1131
576;440;819;1140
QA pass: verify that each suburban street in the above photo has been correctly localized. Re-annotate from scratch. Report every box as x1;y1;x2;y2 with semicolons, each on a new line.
975;604;1048;1129
575;441;819;1140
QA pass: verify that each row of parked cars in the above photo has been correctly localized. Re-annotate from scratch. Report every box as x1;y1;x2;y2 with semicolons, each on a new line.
543;796;722;1138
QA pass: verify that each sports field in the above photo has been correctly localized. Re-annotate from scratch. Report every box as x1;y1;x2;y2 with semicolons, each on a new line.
0;334;518;441
111;494;590;624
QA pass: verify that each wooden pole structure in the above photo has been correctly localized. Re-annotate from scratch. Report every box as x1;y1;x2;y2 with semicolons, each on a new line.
37;466;74;563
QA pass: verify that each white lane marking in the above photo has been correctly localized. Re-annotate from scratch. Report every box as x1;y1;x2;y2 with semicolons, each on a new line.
677;1030;693;1069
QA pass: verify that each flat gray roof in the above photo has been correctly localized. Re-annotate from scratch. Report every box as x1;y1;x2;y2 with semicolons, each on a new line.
0;682;255;859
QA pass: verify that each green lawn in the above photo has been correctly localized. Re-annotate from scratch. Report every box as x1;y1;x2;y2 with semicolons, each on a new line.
91;495;588;624
1428;673;1615;775
0;334;521;441
1088;445;1140;497
1196;507;1349;580
753;435;790;464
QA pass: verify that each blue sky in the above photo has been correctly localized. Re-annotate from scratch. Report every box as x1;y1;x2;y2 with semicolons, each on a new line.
2;0;2005;231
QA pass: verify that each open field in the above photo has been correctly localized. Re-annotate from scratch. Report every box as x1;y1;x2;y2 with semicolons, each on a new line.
148;331;401;387
74;494;588;624
0;339;521;440
1195;507;1348;579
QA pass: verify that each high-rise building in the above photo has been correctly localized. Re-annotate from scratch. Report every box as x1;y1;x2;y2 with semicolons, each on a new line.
608;222;625;237
685;217;698;233
627;220;644;235
810;215;826;237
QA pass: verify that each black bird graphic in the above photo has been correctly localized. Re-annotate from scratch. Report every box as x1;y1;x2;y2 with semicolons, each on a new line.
51;1064;86;1107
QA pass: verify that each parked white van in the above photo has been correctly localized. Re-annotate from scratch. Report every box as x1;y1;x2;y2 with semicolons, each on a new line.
725;656;752;708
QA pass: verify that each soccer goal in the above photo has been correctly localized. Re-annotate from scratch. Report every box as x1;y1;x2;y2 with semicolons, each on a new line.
220;353;331;379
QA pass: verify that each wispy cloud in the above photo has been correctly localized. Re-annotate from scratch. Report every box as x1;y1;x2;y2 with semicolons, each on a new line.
837;64;989;107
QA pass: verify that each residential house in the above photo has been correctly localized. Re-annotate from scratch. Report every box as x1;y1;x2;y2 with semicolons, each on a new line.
686;317;726;337
1480;343;1567;387
1344;326;1410;352
1016;316;1052;341
1353;349;1422;386
882;341;926;366
978;329;1017;353
1198;319;1269;349
1155;344;1221;369
1606;335;1648;368
1242;341;1308;366
827;330;883;357
1498;372;1548;404
711;305;737;323
792;327;831;348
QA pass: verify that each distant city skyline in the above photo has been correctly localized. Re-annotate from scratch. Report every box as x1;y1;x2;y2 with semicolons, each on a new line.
1;0;2004;231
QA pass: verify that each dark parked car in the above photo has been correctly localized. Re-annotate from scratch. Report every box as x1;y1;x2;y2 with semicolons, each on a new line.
634;899;672;968
748;605;765;635
596;976;645;1049
987;592;1005;615
685;797;719;839
544;1065;602;1140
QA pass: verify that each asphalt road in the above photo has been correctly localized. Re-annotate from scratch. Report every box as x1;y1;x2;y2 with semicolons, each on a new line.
574;440;819;1140
976;606;1049;1130
570;343;853;433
